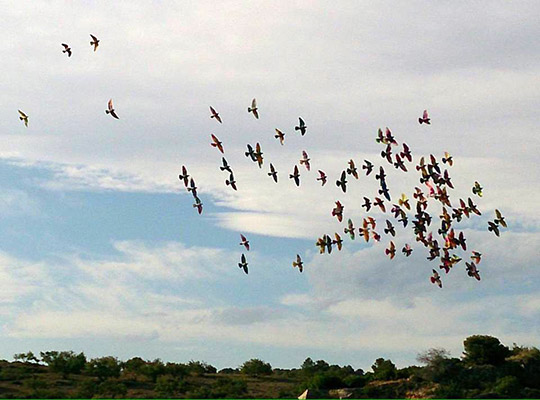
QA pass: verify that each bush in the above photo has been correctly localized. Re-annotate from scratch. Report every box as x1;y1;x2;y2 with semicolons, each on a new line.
240;358;272;376
39;351;86;377
155;374;183;398
95;378;127;398
371;358;397;380
463;335;510;366
493;375;521;397
85;356;121;381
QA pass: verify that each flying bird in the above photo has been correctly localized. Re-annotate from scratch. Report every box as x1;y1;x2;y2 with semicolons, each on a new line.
442;151;453;166
333;233;343;251
332;201;344;222
336;171;347;193
240;234;250;251
245;144;257;161
471;251;482;264
346;159;358;179
89;34;100;51
210;134;224;153
292;254;303;273
300;151;311;171
419;109;430;124
363;160;374;176
178;166;189;187
105;99;119;119
187;178;198;197
472;181;483;197
247;98;259;119
466;262;481;281
362;197;372;212
430;269;442;288
402;244;413;257
384;220;396;237
374;197;386;213
220;157;232;173
18;110;28;127
61;43;72;57
238;254;248;274
400;143;412;162
317;170;327;186
344;219;355;240
268;163;278;183
488;221;500;237
295;117;307;136
225;172;237;190
494;209;507;228
289;165;300;187
385;241;396;259
254;143;264;168
274;129;285;145
209;106;222;123
193;195;203;214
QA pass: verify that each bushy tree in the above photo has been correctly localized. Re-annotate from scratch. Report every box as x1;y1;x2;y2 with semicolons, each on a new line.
85;356;121;381
462;335;510;366
493;375;521;397
13;351;39;364
39;351;86;377
371;358;397;380
417;348;463;383
187;360;216;375
155;374;184;398
240;358;272;376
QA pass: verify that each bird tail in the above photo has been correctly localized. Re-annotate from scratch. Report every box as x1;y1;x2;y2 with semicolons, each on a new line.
294;126;300;131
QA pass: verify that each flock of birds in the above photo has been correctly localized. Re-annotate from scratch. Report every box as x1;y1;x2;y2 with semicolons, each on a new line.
16;36;508;288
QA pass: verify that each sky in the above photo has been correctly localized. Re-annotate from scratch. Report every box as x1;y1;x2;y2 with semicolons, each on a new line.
1;1;539;371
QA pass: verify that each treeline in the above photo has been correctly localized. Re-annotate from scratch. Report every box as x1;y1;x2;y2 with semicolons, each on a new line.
0;335;539;398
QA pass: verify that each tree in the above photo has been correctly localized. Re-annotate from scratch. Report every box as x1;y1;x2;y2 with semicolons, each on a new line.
416;348;451;365
13;351;39;363
462;335;510;366
240;358;272;376
39;351;87;377
85;356;121;381
371;358;397;380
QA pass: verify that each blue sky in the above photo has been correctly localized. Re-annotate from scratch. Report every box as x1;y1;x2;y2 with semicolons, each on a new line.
1;1;539;371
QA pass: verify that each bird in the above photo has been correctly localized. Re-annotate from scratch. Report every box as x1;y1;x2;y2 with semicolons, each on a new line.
374;197;386;213
292;254;303;272
254;143;264;168
472;181;483;197
430;269;442;288
471;251;482;264
193;195;203;214
344;219;355;240
394;154;407;172
419;109;430;124
210;134;224;153
299;151;311;171
295;117;307;136
105;99;119;119
240;234;250;251
398;193;410;210
289;165;300;187
187;178;198;197
274;129;285;145
220;157;232;173
466;262;481;281
209;106;222;123
488;221;500;237
385;241;396;259
381;145;393;164
362;160;374;176
333;233;343;251
332;201;344;222
89;34;100;51
245;144;257;161
18;110;29;127
495;209;507;228
268;163;278;183
400;143;412;162
442;151;453;166
346;159;358;179
336;171;347;193
61;43;72;57
238;254;249;274
247;98;259;119
362;197;372;212
225;172;237;190
402;244;413;257
384;220;396;237
178;166;190;187
317;170;327;186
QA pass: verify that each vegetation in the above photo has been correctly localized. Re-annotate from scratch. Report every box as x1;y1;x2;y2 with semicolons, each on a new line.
0;334;539;398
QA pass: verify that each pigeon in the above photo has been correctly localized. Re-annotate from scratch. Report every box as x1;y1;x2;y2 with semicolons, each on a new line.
300;151;311;171
471;251;482;264
346;159;359;179
324;234;333;254
400;143;412;162
472;181;483;197
419;109;430;124
254;143;264;168
316;236;327;254
238;254;248;274
488;221;500;237
209;106;222;123
274;129;285;145
466;262;481;281
398;193;410;210
385;241;396;259
362;197;372;212
61;43;72;57
105;99;119;119
363;160;374;176
245;144;257;161
220;157;232;173
210;134;224;153
18;110;29;127
495;209;507;228
333;233;343;251
385;127;397;145
240;234;250;251
178;166;190;187
384;220;396;237
268;163;278;183
317;170;327;186
292;254;303;272
187;178;198;197
344;219;355;240
247;98;259;119
402;244;413;257
442;151;453;166
289;165;300;187
394;154;407;172
375;166;386;183
295;117;307;136
332;201;344;222
90;34;100;51
374;197;386;213
336;170;347;193
225;172;237;190
381;145;393;164
193;195;203;214
430;269;442;288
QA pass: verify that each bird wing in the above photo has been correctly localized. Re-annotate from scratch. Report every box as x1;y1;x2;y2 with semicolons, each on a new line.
110;110;119;119
423;109;429;119
108;99;114;111
90;34;98;41
251;98;257;109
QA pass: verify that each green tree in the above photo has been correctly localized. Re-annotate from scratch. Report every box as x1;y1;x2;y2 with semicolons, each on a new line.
371;358;397;380
493;375;521;397
13;351;39;363
85;356;121;381
39;351;86;377
96;378;127;398
155;374;183;398
240;358;272;376
463;335;510;366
